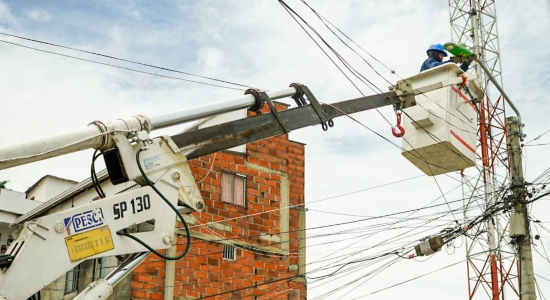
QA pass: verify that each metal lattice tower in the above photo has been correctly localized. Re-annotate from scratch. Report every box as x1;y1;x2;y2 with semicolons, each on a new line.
448;1;520;299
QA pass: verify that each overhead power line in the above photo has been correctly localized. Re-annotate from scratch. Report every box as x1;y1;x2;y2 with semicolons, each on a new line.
0;32;250;91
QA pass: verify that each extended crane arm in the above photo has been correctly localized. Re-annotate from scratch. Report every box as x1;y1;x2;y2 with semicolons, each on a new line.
0;87;298;171
0;77;477;299
174;88;402;159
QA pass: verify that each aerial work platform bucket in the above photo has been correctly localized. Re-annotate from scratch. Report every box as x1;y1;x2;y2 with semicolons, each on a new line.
399;64;482;176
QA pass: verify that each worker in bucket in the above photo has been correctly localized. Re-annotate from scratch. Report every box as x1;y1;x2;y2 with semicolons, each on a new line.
420;43;473;72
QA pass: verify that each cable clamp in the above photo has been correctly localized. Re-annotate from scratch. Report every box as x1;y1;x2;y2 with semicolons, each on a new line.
245;88;266;115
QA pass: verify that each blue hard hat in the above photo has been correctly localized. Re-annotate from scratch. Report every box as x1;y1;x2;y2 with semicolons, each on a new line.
426;43;448;57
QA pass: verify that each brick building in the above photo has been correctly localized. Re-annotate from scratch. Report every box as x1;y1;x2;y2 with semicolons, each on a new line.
131;103;307;299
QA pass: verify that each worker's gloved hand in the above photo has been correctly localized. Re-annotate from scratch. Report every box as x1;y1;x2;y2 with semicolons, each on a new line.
464;53;477;65
450;56;464;63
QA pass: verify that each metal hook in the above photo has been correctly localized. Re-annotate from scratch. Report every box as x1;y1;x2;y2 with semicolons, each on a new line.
458;74;467;90
392;112;405;138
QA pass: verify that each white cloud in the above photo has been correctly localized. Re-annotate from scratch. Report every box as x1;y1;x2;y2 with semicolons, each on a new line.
196;46;225;70
26;8;51;22
0;1;17;27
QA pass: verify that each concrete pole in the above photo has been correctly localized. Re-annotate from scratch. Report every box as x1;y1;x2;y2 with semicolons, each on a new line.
506;116;536;299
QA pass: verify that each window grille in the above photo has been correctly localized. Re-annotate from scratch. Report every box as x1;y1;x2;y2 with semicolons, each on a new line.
65;264;80;294
93;257;109;281
222;244;236;260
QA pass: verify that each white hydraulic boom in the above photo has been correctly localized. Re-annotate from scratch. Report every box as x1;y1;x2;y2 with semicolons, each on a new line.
0;75;481;299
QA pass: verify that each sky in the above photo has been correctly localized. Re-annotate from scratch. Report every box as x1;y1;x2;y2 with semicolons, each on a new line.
0;1;549;299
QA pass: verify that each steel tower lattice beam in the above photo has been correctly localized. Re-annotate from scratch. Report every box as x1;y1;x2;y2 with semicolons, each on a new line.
448;1;519;299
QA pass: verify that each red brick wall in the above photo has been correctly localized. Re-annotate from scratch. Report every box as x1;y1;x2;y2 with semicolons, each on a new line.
131;103;306;299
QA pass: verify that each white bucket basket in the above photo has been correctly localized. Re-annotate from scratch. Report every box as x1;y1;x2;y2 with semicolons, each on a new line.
399;64;480;176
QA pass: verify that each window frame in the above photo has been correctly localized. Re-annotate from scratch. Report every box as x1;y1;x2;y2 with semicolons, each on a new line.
64;264;81;294
222;244;237;261
221;172;246;207
92;257;110;281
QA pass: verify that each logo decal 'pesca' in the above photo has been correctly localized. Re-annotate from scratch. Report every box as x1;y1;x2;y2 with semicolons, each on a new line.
63;208;105;235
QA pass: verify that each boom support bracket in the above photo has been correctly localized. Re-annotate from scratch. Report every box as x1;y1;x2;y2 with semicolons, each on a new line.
245;88;290;133
290;83;332;130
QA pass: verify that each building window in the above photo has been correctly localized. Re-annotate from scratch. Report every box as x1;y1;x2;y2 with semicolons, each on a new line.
65;264;81;294
92;257;109;281
221;172;246;206
222;244;236;260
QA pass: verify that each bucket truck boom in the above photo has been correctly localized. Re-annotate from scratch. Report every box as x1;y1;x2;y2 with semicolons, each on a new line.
0;73;481;299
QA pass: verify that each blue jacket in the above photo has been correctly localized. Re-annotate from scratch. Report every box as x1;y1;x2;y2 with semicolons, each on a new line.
420;58;468;72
